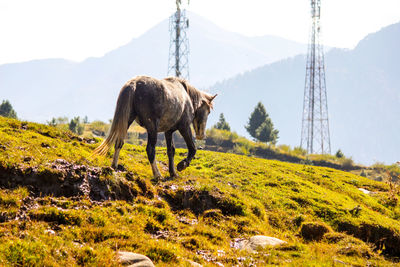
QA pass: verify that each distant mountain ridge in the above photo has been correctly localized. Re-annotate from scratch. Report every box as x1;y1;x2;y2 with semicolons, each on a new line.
208;22;400;164
0;12;306;123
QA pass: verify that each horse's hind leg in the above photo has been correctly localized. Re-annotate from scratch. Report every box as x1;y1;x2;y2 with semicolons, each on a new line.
146;129;162;179
111;114;136;169
111;139;124;169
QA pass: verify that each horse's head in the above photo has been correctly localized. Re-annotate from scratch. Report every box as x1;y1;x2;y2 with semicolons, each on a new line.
193;94;217;140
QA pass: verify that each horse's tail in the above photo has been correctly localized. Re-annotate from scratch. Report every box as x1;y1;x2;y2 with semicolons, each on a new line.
92;84;133;156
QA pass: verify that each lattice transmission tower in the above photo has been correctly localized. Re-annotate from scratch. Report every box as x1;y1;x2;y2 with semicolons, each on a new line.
168;0;190;80
300;0;331;154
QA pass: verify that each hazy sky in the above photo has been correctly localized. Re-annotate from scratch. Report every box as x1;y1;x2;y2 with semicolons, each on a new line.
0;0;399;64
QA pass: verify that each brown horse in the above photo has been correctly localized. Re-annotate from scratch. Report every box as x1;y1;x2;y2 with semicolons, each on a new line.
93;76;216;179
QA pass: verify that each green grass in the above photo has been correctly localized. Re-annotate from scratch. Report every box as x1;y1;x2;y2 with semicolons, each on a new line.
206;128;358;170
0;116;399;266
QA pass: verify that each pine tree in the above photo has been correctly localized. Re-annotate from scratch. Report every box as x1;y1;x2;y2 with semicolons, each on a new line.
0;100;17;119
245;102;279;144
214;113;230;131
245;102;267;139
256;120;279;144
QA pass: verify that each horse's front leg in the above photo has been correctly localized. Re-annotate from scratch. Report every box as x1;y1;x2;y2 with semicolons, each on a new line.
165;130;178;177
146;130;162;179
177;126;196;172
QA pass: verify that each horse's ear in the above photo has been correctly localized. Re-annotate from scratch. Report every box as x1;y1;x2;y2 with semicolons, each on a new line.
210;94;217;102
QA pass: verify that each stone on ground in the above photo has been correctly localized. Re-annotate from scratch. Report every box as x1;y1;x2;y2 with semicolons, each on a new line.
117;251;155;267
187;260;203;266
235;235;286;251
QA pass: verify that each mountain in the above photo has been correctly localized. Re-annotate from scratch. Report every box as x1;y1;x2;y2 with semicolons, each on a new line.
208;22;400;165
0;12;306;123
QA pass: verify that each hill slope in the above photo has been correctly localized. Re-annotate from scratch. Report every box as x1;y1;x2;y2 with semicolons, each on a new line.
209;22;400;165
0;116;399;266
0;12;306;123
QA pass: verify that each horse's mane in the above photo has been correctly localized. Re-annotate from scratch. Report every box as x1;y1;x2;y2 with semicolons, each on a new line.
166;77;213;111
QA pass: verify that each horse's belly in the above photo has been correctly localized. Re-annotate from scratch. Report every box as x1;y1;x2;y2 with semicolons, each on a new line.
158;112;182;132
157;90;188;132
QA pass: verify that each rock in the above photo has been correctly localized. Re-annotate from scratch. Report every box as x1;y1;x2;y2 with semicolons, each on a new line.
247;235;286;250
117;251;154;267
187;260;203;266
41;142;50;148
233;235;286;251
333;258;347;265
358;188;371;195
178;216;198;225
230;238;247;249
300;222;332;241
44;229;56;235
217;250;225;257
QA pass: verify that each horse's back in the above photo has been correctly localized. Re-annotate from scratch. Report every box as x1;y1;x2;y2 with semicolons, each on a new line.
131;76;192;132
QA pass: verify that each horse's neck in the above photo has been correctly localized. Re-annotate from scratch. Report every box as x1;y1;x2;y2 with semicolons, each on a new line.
187;88;203;111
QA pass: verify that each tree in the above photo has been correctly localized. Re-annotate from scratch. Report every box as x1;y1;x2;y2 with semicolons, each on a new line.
245;102;267;138
214;113;230;131
256;121;279;144
245;102;279;144
0;100;17;119
69;117;84;135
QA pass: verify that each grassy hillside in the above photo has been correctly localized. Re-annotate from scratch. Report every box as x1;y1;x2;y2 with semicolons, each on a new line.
0;116;399;266
80;121;358;171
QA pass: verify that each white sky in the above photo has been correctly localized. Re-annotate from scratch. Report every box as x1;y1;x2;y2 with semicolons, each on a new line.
0;0;399;64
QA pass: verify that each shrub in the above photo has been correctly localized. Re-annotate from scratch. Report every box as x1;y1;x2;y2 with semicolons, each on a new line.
335;149;344;158
341;158;354;169
360;170;367;177
292;146;307;156
278;144;291;153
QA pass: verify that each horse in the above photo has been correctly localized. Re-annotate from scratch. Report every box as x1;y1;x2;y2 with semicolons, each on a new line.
93;76;216;179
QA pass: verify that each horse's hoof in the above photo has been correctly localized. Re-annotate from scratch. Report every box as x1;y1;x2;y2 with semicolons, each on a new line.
116;164;126;171
177;161;188;172
151;175;163;183
170;173;180;179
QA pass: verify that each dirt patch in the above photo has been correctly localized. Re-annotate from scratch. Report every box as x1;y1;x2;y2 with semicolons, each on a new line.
0;159;137;201
300;222;332;241
337;222;400;257
160;186;244;216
